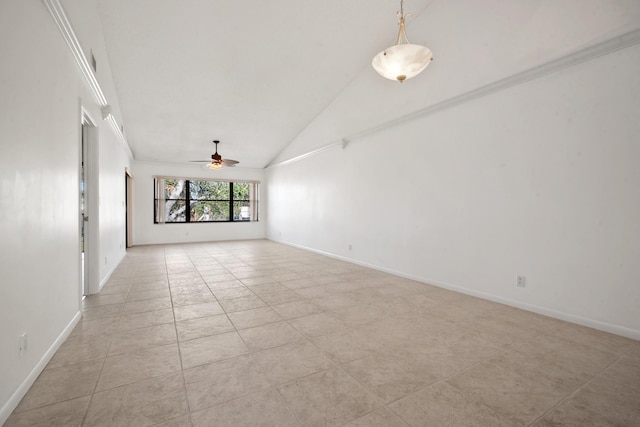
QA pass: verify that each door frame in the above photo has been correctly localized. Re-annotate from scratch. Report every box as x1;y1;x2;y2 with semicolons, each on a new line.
125;168;133;248
81;108;100;295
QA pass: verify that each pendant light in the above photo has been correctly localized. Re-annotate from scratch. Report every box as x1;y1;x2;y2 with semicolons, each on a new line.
372;0;433;83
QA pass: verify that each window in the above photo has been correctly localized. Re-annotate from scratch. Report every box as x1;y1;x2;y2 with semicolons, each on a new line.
154;178;259;223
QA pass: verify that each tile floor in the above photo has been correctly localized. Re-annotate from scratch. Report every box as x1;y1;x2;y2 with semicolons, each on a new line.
6;240;640;426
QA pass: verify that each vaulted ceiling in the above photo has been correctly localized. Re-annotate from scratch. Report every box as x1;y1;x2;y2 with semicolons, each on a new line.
92;0;640;169
94;0;434;168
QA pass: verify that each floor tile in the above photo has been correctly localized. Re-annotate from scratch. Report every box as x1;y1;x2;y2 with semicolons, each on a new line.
206;279;245;291
15;359;103;412
47;334;112;369
244;280;285;293
549;323;639;356
218;295;267;313
126;288;170;302
343;352;440;403
84;372;188;426
227;306;283;329
179;331;250;369
272;300;324;320
238;321;305;351
108;323;177;356
499;336;617;394
153;415;192;426
211;286;255;300
122;296;172;315
96;343;181;391
389;381;516;427
240;276;278;286
190;389;298;427
116;308;175;331
310;328;377;363
82;293;127;308
171;292;216;307
169;277;205;287
99;283;131;295
183;354;271;411
355;316;448;351
253;340;334;385
280;277;320;290
81;304;123;321
259;289;302;305
312;293;361;311
176;314;234;341
288;312;349;337
532;373;640;426
446;356;567;425
343;407;409;427
276;367;381;427
332;302;390;327
129;280;169;292
599;355;640;392
201;272;237;283
172;301;224;322
4;396;91;427
69;317;119;339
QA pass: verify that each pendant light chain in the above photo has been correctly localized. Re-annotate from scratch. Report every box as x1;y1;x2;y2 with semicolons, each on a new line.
396;0;411;45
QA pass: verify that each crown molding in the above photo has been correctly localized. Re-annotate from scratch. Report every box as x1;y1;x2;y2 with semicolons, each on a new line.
42;0;133;159
266;139;348;169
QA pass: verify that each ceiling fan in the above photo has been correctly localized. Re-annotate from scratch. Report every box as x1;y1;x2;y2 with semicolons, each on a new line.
190;140;239;169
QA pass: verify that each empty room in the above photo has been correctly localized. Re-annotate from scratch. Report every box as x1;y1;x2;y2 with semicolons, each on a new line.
1;0;639;426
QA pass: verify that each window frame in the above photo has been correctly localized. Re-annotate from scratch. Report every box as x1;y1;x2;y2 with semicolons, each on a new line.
153;176;259;224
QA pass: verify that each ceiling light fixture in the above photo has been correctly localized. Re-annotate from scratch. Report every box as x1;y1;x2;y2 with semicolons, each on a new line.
208;161;223;170
372;0;433;83
189;140;239;169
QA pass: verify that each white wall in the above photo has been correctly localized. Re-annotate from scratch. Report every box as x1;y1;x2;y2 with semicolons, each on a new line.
132;162;266;245
266;37;640;336
0;0;130;422
98;125;130;285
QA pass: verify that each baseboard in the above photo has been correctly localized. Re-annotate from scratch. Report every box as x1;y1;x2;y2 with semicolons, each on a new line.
96;250;127;293
270;238;640;341
0;311;82;425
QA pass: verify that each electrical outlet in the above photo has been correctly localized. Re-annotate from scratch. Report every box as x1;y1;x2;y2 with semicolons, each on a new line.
348;244;352;251
517;275;526;287
19;332;28;357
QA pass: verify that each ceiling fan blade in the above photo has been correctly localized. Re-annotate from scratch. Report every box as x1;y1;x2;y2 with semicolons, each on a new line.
222;159;239;165
190;160;211;163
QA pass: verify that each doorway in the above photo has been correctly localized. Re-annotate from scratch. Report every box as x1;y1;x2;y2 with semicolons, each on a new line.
125;169;133;248
80;110;98;296
81;124;89;296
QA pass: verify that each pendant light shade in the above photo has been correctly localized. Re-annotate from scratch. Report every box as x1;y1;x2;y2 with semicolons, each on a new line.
372;44;432;83
372;0;433;83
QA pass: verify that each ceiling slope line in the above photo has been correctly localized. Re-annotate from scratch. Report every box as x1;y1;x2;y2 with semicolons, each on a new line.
267;27;640;170
266;139;348;169
42;0;134;160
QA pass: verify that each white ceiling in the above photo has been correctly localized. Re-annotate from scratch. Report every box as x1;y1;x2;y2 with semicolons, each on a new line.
93;0;640;169
95;0;434;168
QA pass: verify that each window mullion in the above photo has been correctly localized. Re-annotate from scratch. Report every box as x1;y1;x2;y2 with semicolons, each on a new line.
185;180;191;223
229;182;234;222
